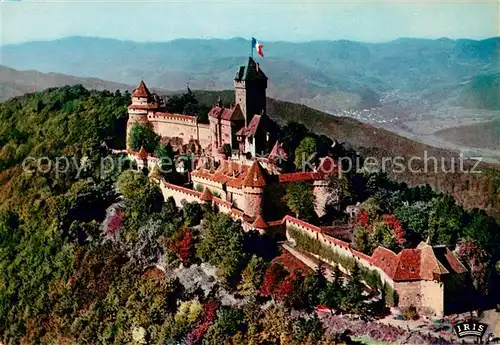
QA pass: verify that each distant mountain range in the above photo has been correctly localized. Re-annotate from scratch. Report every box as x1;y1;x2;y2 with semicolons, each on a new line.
1;36;499;161
2;36;498;111
0;65;169;101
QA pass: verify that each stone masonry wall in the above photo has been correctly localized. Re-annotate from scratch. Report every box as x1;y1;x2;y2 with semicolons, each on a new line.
284;216;374;277
243;187;263;218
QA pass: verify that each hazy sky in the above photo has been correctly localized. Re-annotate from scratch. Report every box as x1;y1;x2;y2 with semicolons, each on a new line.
1;0;498;44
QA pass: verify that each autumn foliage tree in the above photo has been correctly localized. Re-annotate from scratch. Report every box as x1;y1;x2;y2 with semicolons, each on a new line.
383;215;407;248
457;238;491;295
187;300;220;343
260;262;288;298
166;227;195;265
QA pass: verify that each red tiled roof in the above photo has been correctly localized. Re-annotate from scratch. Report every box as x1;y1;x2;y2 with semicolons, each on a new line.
208;106;223;118
132;80;151;98
267;219;284;227
242;161;267;188
269;141;288;161
279;172;323;183
202;161;249;187
420;242;469;280
371;247;399;279
283;215;467;283
351;249;372;262
419;244;448;280
443;249;467;274
371;245;441;282
220;108;234;121
237;115;262;137
208;104;244;121
393;249;422;281
231;208;244;217
253;215;268;228
137;146;148;160
200;187;213;202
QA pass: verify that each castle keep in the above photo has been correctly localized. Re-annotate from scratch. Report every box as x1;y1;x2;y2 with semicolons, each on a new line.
124;57;467;316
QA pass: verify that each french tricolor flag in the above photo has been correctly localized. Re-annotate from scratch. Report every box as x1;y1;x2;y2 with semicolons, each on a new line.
252;37;264;57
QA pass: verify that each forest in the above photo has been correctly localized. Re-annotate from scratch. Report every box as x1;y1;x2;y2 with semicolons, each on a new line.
0;85;499;344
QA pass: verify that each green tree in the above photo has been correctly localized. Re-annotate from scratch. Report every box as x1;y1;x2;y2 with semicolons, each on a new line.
238;255;269;295
342;263;364;313
279;121;309;152
128;123;160;153
292;314;324;343
394;201;430;244
361;197;382;219
181;200;204;226
117;170;163;219
328;175;351;204
304;264;327;307
285;182;316;222
463;209;500;255
156;143;175;174
318;264;345;310
428;195;465;245
204;308;244;344
354;227;371;254
294;136;318;171
196;213;248;279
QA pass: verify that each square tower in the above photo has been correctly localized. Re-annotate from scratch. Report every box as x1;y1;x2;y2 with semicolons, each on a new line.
234;57;268;127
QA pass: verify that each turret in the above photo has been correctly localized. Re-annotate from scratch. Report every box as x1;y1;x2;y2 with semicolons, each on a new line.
242;161;267;218
127;81;153;149
313;157;340;217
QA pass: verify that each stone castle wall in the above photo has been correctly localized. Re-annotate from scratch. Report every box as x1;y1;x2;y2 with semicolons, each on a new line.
157;179;270;234
128;111;212;152
159;180;202;206
284;215;445;316
149;113;198;143
156;177;447;316
284;216;373;276
197;123;211;149
227;186;245;211
420;280;444;316
191;175;226;200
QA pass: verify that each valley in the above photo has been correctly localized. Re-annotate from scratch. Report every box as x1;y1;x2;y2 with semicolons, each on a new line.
2;36;498;162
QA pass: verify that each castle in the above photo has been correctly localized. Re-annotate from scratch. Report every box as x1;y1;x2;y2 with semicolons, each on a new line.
127;57;276;160
126;57;337;225
124;57;468;316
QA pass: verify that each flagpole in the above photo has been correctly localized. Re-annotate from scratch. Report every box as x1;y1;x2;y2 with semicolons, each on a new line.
250;38;254;58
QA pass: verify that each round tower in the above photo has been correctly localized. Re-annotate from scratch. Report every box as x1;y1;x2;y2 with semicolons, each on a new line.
242;161;266;218
127;80;153;149
313;157;340;217
313;179;330;218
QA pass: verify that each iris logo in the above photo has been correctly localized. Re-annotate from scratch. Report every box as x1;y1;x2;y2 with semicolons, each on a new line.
453;321;487;339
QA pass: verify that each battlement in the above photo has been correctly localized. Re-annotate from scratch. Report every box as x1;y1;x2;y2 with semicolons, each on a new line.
147;112;198;126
